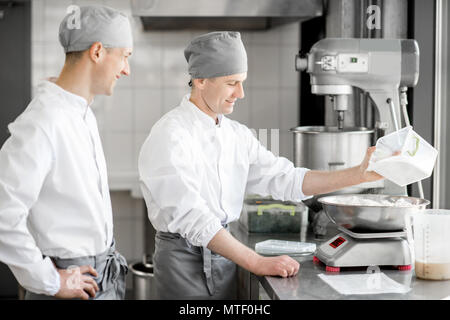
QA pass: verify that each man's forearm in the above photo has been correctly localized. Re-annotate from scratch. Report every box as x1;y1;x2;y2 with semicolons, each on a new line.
207;227;301;278
302;166;364;196
207;228;260;271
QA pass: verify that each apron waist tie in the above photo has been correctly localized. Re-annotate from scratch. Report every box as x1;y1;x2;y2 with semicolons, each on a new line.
202;224;228;296
99;240;128;292
201;247;214;296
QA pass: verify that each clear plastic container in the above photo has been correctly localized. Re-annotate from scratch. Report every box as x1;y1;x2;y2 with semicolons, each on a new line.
255;239;316;256
239;196;308;233
368;126;438;186
405;209;450;280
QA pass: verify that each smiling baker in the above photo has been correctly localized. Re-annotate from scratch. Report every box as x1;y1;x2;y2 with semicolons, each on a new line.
0;5;132;300
138;31;383;299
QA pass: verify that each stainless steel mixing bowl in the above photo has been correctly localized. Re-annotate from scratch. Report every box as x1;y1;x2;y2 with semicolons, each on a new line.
318;194;430;231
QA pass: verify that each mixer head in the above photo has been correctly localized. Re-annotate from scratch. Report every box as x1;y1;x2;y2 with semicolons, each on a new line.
296;38;419;133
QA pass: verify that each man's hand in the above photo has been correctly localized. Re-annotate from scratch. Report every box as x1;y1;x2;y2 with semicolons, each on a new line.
207;228;300;278
249;255;300;278
54;265;99;300
358;146;384;183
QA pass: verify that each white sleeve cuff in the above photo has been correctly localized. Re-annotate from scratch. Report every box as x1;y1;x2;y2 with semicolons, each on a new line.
200;220;225;248
292;167;313;201
9;256;61;296
44;259;61;296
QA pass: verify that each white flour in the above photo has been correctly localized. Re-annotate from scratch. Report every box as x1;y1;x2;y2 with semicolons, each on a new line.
324;196;417;207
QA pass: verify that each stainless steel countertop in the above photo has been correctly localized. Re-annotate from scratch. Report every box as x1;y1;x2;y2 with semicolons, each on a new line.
229;221;450;300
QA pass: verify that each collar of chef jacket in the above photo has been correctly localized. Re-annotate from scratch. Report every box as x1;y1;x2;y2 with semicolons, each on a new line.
39;80;92;118
183;94;224;129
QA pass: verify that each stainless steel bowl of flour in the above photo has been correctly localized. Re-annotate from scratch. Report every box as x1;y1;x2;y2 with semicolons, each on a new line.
318;194;430;231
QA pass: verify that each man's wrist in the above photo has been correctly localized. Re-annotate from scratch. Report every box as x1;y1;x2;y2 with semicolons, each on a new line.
354;165;366;184
245;251;262;273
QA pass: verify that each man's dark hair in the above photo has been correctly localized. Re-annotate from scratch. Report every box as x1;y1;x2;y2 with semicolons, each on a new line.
65;50;86;64
65;47;114;64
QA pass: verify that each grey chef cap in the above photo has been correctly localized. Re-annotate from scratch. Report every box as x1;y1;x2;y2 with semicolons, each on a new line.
59;5;133;53
184;31;247;79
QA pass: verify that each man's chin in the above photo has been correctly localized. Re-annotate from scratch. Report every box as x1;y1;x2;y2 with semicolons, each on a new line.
105;85;115;96
106;80;118;96
222;105;234;115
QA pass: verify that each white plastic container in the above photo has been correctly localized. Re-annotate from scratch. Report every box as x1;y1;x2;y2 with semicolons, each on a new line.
405;210;450;280
367;126;438;186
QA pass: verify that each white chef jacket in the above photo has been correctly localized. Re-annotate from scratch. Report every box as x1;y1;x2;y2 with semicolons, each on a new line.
0;80;113;295
138;94;310;248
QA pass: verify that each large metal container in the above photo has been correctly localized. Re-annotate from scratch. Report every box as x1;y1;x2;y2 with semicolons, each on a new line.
318;194;430;231
291;126;374;171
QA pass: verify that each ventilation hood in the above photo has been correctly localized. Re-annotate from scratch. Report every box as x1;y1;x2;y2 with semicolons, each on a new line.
131;0;323;31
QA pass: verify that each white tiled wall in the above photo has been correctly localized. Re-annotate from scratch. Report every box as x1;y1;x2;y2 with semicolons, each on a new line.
31;0;300;264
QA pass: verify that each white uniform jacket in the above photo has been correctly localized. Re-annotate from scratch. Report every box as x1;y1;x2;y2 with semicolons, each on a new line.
139;94;310;248
0;80;113;295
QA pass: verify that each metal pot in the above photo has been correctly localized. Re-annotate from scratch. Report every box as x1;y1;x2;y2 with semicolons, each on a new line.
129;254;157;300
291;126;374;171
291;126;375;217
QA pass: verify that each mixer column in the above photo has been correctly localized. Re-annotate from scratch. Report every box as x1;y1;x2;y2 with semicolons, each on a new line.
331;94;348;130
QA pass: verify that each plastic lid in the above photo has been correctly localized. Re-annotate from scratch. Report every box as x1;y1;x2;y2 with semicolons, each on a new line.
255;239;316;256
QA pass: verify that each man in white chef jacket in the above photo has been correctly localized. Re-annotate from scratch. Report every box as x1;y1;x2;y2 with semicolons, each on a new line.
0;6;133;300
138;31;383;299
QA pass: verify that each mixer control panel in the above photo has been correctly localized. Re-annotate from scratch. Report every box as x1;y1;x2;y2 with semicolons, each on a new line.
337;53;369;73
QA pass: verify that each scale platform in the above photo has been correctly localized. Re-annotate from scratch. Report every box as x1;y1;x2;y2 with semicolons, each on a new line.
314;227;413;272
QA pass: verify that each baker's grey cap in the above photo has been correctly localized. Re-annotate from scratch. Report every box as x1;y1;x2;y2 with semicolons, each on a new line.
184;31;247;79
59;5;133;53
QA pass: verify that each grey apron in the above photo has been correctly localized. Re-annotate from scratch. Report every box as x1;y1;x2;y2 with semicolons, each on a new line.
154;228;237;300
25;239;128;300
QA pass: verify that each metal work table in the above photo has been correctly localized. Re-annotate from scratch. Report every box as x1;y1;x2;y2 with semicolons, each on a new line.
230;221;450;300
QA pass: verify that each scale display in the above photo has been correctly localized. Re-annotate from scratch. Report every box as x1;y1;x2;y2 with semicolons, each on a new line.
329;236;346;249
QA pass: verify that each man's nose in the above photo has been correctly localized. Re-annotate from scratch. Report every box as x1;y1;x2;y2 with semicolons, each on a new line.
235;82;244;99
121;60;130;76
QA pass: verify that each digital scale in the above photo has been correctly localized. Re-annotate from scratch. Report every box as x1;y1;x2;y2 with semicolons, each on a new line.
313;226;412;272
311;194;429;273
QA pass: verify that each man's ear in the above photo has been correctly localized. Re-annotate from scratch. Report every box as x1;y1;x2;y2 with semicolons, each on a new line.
88;42;105;63
193;78;207;89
